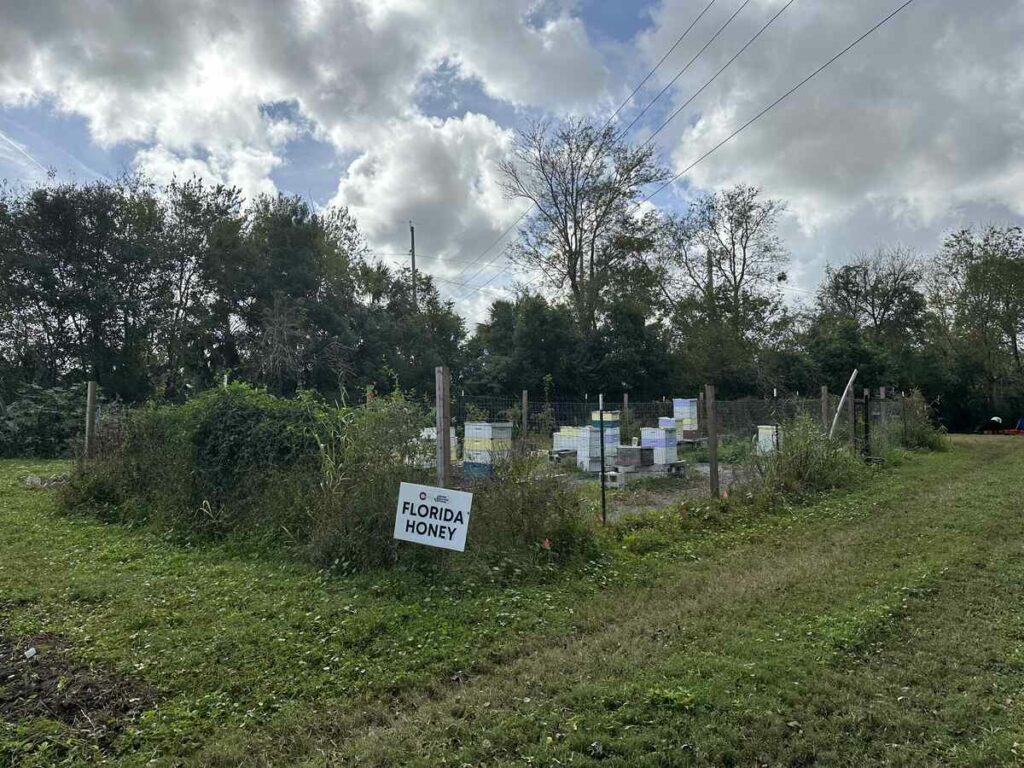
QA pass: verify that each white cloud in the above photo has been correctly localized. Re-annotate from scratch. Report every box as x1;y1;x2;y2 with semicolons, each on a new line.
332;113;519;271
133;145;281;201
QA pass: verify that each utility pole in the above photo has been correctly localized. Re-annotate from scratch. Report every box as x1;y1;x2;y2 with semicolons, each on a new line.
409;221;417;311
706;248;718;382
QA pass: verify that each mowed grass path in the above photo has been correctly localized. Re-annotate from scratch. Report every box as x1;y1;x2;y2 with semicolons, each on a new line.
1;436;1023;766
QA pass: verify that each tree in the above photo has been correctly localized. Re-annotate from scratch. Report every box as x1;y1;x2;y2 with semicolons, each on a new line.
657;185;789;392
929;226;1024;416
499;118;667;333
156;177;245;398
817;246;926;343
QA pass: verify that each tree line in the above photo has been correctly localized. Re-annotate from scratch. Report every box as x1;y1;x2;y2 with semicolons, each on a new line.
2;120;1023;430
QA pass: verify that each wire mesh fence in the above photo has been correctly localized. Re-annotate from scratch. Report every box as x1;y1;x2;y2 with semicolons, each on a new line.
74;377;911;522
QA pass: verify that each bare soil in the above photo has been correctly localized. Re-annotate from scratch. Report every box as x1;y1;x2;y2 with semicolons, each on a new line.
0;621;155;749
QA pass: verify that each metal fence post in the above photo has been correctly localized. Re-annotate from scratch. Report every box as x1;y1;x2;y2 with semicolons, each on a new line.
820;385;830;431
705;384;719;499
84;380;98;459
623;392;629;439
435;366;451;487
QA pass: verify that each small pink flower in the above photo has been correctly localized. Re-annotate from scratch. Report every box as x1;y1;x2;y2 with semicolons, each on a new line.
542;538;551;550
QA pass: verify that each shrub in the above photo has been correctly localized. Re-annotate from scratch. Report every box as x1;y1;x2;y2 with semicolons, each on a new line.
64;383;326;537
306;393;433;571
894;390;949;451
754;415;865;496
0;383;88;458
63;384;595;574
468;452;596;562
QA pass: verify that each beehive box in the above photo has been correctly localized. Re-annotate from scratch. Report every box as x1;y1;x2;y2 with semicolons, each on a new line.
672;398;699;432
617;445;653;467
553;426;582;452
641;426;678;465
756;424;779;455
591;410;621;429
463;421;512;465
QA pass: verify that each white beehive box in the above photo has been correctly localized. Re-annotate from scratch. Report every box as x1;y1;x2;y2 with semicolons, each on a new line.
641;426;677;465
756;424;779;454
464;421;513;465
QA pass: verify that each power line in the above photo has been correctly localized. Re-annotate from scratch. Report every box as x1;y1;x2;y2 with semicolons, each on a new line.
641;0;919;206
446;209;531;284
641;0;799;150
616;0;753;139
601;0;718;130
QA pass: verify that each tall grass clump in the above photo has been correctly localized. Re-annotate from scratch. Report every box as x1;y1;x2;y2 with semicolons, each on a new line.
755;415;865;496
469;451;596;562
306;393;432;570
893;389;949;451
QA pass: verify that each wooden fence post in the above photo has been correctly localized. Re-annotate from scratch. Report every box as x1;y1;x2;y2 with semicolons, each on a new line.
84;380;98;459
435;366;451;487
820;385;830;431
521;389;529;439
704;384;719;499
623;392;629;439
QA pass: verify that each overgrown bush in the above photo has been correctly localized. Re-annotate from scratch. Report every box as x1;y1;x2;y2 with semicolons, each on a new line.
306;394;432;571
890;389;949;452
63;383;326;536
0;383;88;458
469;452;596;562
63;383;595;574
754;415;865;496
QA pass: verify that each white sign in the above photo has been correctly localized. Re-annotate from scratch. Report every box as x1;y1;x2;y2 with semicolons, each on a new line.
394;482;473;552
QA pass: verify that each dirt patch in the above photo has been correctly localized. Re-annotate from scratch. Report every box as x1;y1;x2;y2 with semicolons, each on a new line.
0;627;155;748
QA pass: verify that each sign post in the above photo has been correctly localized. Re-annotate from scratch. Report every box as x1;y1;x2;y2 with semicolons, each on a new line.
394;482;472;552
435;366;451;487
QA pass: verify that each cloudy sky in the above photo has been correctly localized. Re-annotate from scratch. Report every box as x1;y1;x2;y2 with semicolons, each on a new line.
1;0;1022;323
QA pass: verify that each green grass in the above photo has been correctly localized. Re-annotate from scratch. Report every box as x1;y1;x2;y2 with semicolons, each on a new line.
2;438;1023;765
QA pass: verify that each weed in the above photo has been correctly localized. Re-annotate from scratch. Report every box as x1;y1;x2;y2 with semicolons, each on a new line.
754;414;865;496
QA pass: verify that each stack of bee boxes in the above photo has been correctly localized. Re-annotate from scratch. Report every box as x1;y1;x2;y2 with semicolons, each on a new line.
552;425;581;452
672;398;700;438
574;426;603;472
591;410;620;464
641;425;677;465
463;421;512;477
